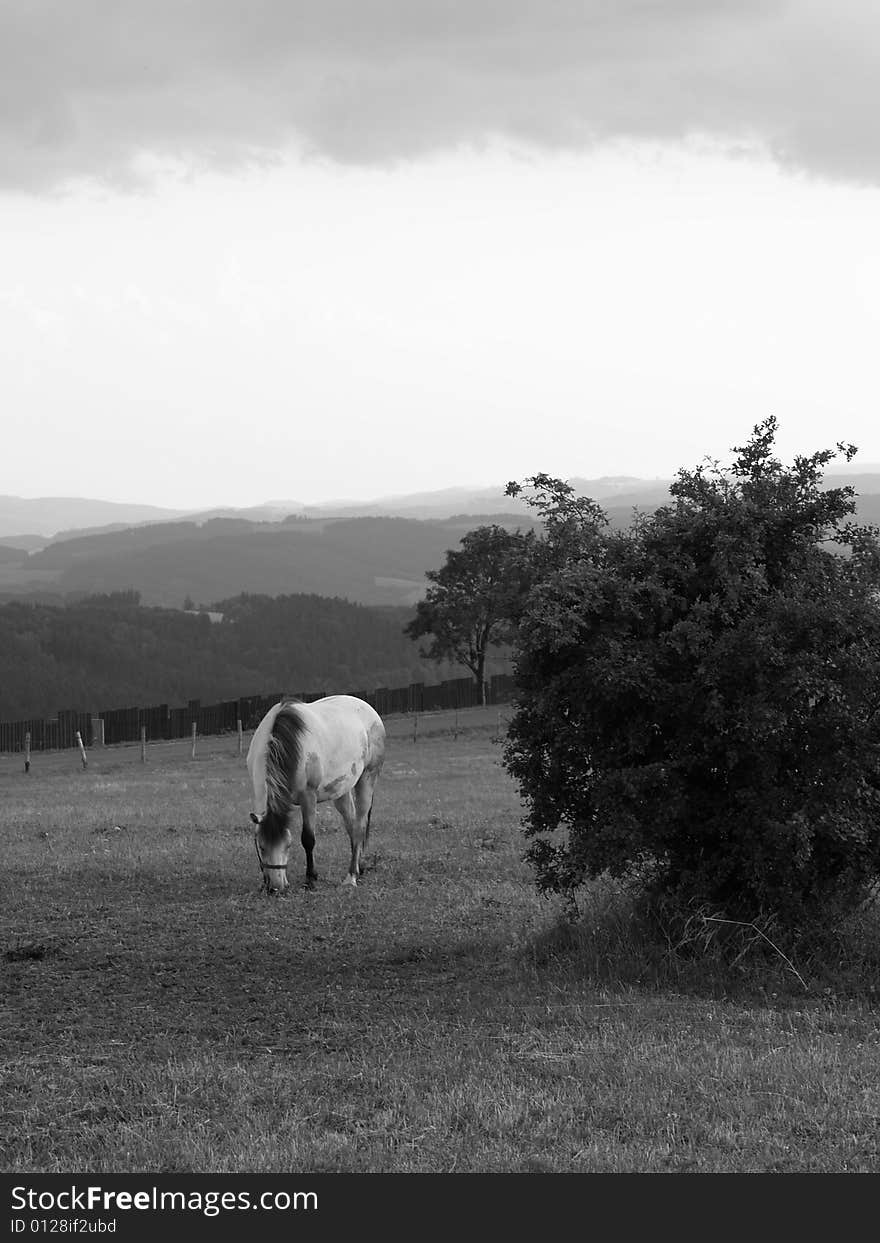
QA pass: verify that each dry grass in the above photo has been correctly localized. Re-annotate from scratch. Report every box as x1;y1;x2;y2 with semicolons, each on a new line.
3;708;880;1173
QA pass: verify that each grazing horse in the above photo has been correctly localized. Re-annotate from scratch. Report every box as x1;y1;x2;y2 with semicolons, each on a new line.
246;695;386;893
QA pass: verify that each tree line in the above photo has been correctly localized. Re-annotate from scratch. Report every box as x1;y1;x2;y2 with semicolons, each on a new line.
0;591;455;722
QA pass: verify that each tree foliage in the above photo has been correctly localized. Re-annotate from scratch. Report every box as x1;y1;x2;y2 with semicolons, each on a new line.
0;592;445;720
504;420;880;928
404;524;535;703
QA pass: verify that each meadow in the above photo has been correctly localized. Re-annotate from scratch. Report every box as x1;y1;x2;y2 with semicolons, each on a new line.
2;706;880;1173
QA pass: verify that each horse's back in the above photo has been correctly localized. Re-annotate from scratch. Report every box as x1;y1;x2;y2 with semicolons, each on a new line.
248;695;385;812
309;694;384;736
304;695;385;777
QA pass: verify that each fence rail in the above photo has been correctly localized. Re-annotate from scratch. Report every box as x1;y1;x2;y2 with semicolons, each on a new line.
0;674;518;754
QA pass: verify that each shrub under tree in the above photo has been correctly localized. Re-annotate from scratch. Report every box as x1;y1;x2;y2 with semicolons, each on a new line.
504;419;880;930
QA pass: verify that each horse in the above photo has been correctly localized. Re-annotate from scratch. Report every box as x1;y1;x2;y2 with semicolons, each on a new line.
246;694;386;893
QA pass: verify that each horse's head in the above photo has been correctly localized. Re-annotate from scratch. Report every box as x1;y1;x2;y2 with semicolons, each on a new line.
250;811;291;894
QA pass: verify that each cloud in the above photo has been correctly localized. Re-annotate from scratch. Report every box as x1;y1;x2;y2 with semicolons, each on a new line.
1;0;878;190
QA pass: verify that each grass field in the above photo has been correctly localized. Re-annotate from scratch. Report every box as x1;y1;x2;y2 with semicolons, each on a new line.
3;706;880;1173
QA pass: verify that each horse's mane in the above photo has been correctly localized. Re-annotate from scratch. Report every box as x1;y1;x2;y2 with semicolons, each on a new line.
262;703;307;842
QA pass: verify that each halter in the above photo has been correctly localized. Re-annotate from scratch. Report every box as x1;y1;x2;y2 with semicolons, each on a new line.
253;834;288;887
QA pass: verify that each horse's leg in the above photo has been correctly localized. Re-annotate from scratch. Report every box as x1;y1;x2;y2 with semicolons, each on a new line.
300;790;318;886
334;790;363;886
353;770;378;875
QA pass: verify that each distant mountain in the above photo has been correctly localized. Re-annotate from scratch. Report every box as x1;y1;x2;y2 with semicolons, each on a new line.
0;533;50;553
0;495;193;539
5;513;540;609
5;466;880;541
262;498;306;511
179;503;304;525
297;485;518;519
823;471;880;493
290;478;676;519
295;470;880;519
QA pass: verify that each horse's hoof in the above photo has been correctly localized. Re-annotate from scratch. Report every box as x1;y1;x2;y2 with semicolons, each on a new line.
341;874;357;887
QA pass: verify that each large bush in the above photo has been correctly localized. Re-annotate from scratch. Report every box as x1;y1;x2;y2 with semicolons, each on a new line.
504;420;880;928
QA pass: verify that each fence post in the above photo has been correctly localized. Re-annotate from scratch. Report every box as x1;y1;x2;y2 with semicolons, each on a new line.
75;731;88;769
24;730;30;774
141;726;147;764
191;722;197;760
237;719;243;756
412;713;418;745
454;705;459;741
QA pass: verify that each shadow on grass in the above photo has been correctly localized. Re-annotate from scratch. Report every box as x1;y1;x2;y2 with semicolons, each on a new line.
518;878;880;1006
7;859;880;1051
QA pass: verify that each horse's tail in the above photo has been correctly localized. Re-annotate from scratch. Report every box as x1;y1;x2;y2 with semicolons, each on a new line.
263;705;307;838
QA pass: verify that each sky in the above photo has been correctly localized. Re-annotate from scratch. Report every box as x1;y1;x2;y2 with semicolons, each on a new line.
2;0;879;509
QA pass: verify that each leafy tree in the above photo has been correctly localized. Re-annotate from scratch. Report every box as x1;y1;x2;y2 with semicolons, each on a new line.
405;524;535;704
504;419;880;929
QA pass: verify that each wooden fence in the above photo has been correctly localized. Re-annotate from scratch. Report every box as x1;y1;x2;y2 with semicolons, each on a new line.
0;674;517;754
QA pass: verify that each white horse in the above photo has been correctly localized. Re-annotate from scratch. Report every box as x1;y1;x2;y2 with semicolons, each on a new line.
247;695;386;893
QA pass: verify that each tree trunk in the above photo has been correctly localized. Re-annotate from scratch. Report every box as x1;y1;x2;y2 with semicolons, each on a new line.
477;650;487;706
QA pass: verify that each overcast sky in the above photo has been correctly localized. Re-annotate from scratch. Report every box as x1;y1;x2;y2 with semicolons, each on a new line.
2;1;879;508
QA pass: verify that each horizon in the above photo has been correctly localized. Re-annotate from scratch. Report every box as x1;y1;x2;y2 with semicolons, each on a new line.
4;450;880;545
5;457;880;517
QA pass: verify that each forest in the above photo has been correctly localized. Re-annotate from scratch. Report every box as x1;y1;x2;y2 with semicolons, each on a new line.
0;591;453;721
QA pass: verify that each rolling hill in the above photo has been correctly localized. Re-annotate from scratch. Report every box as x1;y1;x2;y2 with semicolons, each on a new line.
0;495;193;538
2;468;877;610
5;467;880;536
2;513;540;609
